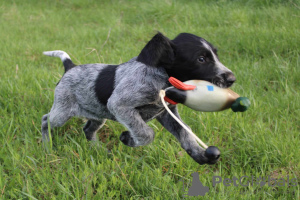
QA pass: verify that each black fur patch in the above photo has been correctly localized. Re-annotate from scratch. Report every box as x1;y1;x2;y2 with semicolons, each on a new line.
83;120;91;132
95;65;118;105
165;33;221;82
57;59;77;86
137;32;175;68
63;59;76;73
165;88;187;104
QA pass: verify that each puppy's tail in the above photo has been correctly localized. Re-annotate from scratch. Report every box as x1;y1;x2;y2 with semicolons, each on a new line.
43;50;76;73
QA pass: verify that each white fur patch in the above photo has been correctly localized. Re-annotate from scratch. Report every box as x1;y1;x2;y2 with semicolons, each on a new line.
201;41;232;74
43;50;71;62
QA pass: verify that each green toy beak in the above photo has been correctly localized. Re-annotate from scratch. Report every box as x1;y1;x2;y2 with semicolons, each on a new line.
231;97;250;112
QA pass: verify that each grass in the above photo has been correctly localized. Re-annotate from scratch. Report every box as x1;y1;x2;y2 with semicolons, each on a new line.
0;0;299;199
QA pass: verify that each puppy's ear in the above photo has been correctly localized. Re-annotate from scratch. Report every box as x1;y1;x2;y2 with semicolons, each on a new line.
137;32;175;69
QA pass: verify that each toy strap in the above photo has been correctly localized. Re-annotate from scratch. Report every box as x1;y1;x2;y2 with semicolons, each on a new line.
159;90;208;149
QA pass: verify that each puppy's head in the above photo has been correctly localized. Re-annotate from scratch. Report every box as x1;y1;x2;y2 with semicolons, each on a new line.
137;32;236;88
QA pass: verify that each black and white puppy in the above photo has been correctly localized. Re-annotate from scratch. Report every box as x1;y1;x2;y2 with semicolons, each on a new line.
41;32;235;165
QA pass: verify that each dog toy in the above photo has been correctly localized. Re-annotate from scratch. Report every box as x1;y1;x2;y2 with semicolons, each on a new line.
159;77;250;158
164;77;250;112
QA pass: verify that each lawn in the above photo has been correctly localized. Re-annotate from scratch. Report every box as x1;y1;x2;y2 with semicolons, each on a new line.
0;0;299;199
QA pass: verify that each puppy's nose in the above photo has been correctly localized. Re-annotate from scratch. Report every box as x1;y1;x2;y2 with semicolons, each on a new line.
223;72;236;87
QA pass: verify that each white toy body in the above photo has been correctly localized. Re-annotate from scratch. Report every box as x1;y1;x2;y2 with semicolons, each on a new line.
183;80;239;112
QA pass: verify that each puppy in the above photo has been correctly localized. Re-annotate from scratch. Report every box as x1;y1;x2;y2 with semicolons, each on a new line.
41;32;235;165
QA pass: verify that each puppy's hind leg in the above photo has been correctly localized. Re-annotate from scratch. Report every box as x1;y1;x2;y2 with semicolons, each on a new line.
83;119;106;141
41;100;74;142
41;114;52;141
41;111;72;142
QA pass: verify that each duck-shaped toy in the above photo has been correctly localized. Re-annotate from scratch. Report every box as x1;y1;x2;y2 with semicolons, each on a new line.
158;77;250;161
164;77;250;112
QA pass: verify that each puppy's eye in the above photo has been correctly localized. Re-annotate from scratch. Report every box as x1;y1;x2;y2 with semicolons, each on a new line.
198;56;206;63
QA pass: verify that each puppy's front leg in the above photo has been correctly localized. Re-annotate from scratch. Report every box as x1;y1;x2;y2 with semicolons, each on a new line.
107;101;155;147
156;105;211;165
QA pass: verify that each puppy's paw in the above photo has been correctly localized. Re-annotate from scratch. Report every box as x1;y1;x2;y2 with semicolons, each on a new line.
120;131;136;147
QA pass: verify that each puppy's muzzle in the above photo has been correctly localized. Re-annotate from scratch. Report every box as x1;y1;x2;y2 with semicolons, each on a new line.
213;72;236;88
224;72;236;87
